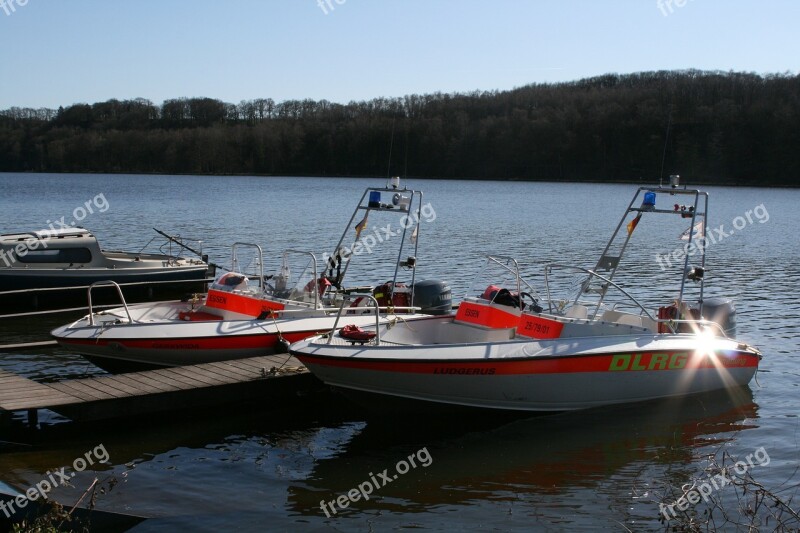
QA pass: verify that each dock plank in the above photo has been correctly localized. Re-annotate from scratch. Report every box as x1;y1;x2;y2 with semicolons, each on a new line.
0;354;312;420
176;364;235;382
223;355;307;376
226;358;270;372
186;363;246;382
0;371;78;411
0;387;79;406
75;378;132;398
117;373;180;393
0;373;31;384
60;380;120;400
47;383;100;403
98;376;151;395
2;398;75;410
0;375;62;395
0;371;43;384
150;369;212;389
48;381;113;402
237;355;304;371
231;355;281;368
0;387;67;401
204;361;256;380
117;372;177;394
0;384;38;395
0;391;77;409
167;366;228;387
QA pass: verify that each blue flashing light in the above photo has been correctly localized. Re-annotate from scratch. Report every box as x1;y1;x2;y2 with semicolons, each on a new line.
368;191;381;207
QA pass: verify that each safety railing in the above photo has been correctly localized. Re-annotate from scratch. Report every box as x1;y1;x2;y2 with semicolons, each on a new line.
324;294;421;346
543;264;728;337
654;318;728;337
87;281;135;326
0;277;215;319
327;294;382;345
544;263;656;321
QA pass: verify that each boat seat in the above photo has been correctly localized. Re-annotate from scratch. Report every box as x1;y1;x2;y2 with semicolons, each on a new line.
600;310;622;323
615;314;643;328
564;304;588;319
639;316;658;332
440;321;517;343
604;311;657;332
178;310;223;322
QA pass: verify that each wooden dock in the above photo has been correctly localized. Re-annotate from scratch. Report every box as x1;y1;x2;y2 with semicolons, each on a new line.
0;354;312;423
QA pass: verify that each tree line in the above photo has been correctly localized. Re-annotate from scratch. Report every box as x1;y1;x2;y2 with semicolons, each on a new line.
0;70;798;185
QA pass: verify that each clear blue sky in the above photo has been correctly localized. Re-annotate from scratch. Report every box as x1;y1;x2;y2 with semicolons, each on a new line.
1;0;797;109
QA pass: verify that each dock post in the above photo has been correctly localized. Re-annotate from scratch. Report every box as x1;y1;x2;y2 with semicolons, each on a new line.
27;409;38;428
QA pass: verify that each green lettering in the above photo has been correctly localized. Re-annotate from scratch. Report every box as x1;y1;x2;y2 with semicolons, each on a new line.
668;353;688;369
609;354;630;371
648;353;669;370
631;353;647;370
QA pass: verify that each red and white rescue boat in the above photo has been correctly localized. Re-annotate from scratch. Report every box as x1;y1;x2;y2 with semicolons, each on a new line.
291;183;762;412
52;181;451;372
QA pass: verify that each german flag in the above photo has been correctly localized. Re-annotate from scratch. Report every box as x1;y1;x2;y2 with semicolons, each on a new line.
626;213;642;235
354;213;369;239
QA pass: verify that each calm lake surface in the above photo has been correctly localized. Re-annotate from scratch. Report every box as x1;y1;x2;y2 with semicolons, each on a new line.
0;173;798;531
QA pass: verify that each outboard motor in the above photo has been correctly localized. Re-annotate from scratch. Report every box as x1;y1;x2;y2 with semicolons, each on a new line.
413;280;452;315
695;297;737;337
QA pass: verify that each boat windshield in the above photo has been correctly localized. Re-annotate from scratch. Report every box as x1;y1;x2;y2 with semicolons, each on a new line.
463;255;541;310
267;250;328;308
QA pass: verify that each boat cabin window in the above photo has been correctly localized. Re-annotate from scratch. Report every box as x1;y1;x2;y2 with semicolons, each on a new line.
16;248;93;264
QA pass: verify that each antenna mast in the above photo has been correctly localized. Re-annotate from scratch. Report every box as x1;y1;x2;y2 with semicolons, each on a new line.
659;106;673;187
386;118;396;179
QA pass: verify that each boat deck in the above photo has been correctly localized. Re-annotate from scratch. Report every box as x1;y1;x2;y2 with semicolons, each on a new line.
0;354;311;423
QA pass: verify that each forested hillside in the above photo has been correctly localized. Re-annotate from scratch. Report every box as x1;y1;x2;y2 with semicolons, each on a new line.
1;70;797;185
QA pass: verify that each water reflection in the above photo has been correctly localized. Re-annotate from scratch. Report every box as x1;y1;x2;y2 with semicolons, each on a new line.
287;388;757;518
0;386;757;529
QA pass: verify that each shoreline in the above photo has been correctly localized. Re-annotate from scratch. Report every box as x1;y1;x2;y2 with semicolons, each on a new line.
1;171;795;189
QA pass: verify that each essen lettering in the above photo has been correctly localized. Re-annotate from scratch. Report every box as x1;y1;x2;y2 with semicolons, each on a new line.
608;352;688;371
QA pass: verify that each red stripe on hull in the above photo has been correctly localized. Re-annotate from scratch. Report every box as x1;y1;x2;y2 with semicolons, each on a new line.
294;350;758;375
59;330;317;351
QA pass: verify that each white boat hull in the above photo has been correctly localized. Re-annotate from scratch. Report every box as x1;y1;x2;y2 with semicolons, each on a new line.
52;301;427;370
291;317;760;412
50;181;442;372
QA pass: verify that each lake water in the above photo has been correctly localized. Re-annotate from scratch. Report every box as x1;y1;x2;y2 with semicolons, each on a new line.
0;173;798;531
